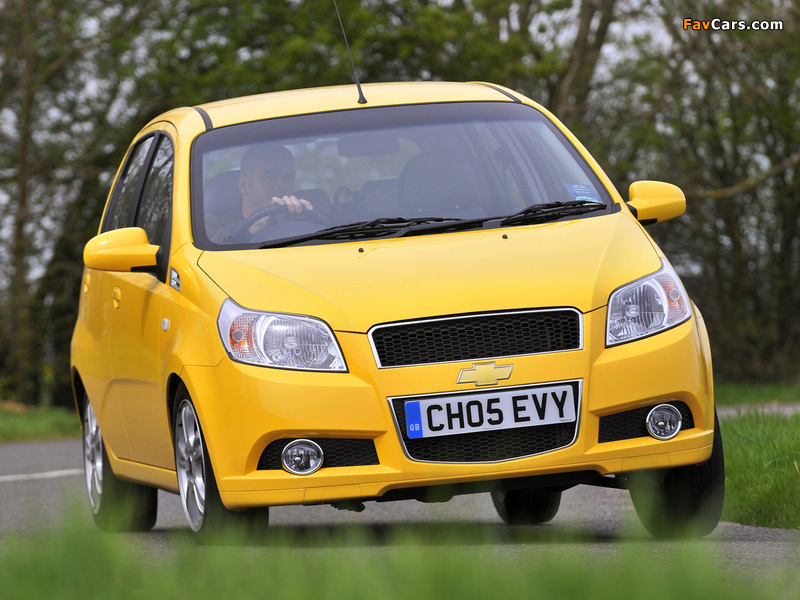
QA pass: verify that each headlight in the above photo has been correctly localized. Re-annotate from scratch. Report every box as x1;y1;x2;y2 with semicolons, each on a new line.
217;299;347;371
606;259;692;346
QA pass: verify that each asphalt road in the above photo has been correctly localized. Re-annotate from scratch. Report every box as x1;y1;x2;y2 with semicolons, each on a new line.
1;438;798;574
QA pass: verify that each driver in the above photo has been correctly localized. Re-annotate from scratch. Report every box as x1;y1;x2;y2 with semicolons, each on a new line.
210;144;314;242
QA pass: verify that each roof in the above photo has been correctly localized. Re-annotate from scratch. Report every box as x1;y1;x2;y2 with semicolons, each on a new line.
193;81;530;130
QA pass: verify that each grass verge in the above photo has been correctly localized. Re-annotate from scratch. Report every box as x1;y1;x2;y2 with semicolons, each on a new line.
721;411;800;529
715;381;800;406
0;401;79;443
1;510;799;600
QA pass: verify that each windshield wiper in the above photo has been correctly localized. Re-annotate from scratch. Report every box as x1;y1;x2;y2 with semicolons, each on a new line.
403;202;607;235
500;201;606;226
257;202;607;248
258;216;463;248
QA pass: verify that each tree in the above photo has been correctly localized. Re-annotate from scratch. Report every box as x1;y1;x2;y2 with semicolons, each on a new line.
586;0;800;380
0;0;158;405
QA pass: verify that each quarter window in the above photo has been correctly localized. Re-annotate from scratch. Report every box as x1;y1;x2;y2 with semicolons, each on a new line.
135;137;174;244
105;137;154;232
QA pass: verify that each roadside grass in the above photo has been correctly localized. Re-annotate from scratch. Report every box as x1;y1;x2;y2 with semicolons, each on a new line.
0;401;79;443
715;380;800;406
721;411;800;530
1;507;799;600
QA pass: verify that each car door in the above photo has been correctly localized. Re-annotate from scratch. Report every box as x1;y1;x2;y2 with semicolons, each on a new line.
84;134;158;460
103;127;177;468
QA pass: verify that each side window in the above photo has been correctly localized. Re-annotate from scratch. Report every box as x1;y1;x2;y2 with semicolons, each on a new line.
104;137;155;232
135;136;174;244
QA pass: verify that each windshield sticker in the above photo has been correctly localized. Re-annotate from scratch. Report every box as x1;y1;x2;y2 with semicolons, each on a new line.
564;183;602;203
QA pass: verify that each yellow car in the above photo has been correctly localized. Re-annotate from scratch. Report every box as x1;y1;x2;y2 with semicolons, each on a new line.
71;81;723;539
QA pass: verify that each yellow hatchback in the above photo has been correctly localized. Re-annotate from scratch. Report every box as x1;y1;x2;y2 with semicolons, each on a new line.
71;81;723;539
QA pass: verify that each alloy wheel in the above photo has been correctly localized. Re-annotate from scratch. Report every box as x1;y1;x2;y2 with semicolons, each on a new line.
175;399;207;532
82;401;103;514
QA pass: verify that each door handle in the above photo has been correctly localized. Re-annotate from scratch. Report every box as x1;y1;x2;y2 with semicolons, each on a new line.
112;286;122;309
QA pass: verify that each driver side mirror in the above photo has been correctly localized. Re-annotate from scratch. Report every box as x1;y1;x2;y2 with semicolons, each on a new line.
627;180;686;225
83;227;159;273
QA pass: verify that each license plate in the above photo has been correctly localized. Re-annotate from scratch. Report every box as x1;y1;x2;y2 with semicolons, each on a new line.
403;381;580;440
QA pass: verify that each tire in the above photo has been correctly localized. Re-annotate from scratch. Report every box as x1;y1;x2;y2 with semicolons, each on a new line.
173;385;269;540
629;409;725;538
491;487;562;525
81;397;158;532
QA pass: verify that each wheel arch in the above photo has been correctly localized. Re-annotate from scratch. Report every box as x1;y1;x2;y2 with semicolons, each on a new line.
71;368;88;426
166;372;185;440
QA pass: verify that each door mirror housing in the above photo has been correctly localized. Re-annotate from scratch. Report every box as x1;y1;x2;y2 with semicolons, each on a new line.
83;227;159;273
627;180;686;225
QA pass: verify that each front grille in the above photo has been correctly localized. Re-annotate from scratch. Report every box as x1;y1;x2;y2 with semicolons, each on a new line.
390;396;578;463
257;438;379;470
598;401;694;443
370;309;582;368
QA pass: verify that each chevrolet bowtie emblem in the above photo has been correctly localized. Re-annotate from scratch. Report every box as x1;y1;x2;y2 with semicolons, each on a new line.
457;362;514;386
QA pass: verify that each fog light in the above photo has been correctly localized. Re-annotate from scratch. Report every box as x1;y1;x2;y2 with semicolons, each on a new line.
646;404;682;440
281;439;324;475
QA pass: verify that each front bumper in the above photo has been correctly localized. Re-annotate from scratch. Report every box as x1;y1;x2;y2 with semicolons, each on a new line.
182;309;714;510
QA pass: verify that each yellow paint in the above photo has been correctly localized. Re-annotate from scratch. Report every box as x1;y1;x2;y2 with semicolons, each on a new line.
71;82;714;510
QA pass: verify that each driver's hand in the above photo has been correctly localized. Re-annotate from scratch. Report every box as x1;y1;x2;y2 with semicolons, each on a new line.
247;195;314;235
271;195;314;214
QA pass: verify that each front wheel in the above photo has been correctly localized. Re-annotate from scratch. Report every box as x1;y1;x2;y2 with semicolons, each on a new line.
82;397;157;532
629;409;725;538
173;385;268;539
491;487;562;525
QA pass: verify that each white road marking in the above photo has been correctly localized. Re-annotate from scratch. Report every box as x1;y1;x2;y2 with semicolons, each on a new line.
0;468;83;483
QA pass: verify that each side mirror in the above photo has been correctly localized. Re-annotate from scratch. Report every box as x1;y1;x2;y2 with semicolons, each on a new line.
627;181;686;225
83;227;159;273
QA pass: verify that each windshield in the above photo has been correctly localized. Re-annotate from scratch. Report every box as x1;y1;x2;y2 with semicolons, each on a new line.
191;102;613;249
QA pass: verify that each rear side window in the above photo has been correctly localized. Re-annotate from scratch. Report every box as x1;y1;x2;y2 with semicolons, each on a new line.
135;137;174;244
104;137;155;232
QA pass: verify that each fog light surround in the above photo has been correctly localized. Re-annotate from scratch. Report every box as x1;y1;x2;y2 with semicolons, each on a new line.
281;439;324;475
646;404;682;441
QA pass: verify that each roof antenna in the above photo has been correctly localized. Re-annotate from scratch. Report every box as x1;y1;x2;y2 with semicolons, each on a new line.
333;0;367;104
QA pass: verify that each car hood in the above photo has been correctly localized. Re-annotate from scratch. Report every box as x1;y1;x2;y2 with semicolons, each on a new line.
197;212;661;333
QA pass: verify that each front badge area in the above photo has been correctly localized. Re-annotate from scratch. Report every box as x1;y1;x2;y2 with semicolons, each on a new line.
457;361;514;386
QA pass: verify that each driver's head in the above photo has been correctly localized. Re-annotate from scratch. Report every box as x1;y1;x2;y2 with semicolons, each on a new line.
238;145;296;217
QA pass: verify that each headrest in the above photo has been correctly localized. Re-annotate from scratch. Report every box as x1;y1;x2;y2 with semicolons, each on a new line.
204;170;242;224
397;151;479;215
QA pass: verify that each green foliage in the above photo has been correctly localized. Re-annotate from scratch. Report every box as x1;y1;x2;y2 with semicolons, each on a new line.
722;412;800;529
1;509;798;600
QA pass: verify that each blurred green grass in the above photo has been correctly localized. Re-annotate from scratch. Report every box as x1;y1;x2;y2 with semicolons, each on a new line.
1;509;798;600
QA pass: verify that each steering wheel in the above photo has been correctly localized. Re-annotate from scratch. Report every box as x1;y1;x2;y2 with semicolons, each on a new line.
230;203;329;241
